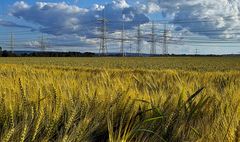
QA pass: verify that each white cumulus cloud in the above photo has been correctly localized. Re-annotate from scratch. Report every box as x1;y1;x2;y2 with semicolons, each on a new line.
149;0;240;39
11;1;149;37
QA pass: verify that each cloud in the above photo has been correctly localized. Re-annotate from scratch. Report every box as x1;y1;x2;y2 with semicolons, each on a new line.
11;1;149;37
91;4;105;11
147;2;161;13
150;0;240;39
0;19;33;29
112;0;130;9
24;41;41;48
22;34;99;51
48;35;98;47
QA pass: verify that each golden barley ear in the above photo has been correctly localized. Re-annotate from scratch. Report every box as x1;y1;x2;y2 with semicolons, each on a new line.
18;78;28;107
31;108;43;142
65;109;77;133
2;128;15;142
20;122;27;142
9;104;14;129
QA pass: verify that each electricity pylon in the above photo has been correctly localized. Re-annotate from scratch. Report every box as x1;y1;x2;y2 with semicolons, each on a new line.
98;10;108;56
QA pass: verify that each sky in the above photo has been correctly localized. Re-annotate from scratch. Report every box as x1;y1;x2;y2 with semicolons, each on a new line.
0;0;240;54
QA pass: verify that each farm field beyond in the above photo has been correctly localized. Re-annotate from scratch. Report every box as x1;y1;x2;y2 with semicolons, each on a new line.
0;57;239;142
1;57;240;71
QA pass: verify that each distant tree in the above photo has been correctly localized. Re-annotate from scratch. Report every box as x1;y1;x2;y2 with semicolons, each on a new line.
2;50;9;57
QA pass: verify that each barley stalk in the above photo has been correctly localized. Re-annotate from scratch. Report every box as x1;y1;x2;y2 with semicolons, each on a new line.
20;123;27;142
32;109;43;141
2;128;15;142
65;109;77;132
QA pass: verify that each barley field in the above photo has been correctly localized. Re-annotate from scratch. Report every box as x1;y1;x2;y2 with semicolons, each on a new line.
0;57;239;142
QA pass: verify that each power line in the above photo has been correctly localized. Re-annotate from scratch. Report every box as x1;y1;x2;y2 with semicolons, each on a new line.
2;17;240;54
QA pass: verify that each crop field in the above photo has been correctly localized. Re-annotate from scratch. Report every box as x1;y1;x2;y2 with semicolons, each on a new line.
0;57;239;142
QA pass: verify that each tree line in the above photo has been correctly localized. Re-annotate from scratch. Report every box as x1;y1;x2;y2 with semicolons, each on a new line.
0;48;96;57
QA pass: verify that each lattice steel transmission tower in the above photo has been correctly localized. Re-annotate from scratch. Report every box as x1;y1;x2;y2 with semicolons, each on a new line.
195;48;199;55
129;42;132;54
40;33;46;51
10;32;14;53
136;25;142;56
149;21;156;55
163;24;169;55
98;10;108;56
120;19;125;56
